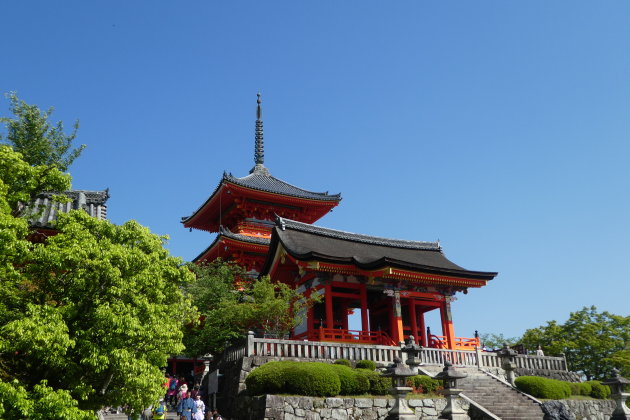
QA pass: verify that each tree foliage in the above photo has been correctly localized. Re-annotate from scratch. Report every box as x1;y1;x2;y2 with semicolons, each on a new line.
183;260;318;356
1;92;85;171
520;306;630;380
479;332;519;350
0;146;194;417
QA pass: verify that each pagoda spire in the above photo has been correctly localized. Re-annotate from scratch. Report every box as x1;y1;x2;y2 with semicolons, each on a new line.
250;93;269;175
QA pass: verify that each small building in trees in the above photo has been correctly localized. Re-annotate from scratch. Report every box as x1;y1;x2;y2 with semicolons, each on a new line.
25;189;110;242
183;95;497;350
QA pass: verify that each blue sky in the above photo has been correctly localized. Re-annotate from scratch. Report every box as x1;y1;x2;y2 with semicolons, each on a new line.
2;1;629;340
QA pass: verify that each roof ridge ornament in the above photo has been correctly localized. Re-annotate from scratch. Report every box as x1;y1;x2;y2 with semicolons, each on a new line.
250;92;269;175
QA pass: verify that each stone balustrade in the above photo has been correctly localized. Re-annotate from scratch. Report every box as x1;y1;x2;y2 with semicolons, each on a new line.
222;332;568;372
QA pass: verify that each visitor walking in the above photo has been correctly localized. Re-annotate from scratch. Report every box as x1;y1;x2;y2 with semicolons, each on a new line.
176;392;197;420
193;395;205;420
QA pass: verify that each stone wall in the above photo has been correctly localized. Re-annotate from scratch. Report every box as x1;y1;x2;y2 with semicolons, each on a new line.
237;395;471;420
233;395;617;420
542;399;615;420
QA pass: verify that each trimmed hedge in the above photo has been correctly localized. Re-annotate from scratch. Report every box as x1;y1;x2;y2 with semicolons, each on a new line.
284;363;341;397
408;375;442;394
356;369;391;395
355;360;377;371
329;364;370;395
569;382;592;397
246;361;341;397
245;361;295;395
514;376;571;399
584;381;611;399
334;359;351;367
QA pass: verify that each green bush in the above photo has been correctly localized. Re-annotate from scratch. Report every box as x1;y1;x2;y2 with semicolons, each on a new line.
584;381;611;399
356;360;377;371
514;376;571;399
245;361;296;395
356;369;391;395
284;363;341;397
334;359;351;367
329;364;370;395
569;382;592;396
408;375;442;394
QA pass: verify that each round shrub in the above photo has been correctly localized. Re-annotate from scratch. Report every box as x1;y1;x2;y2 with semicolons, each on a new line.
356;360;377;371
284;362;341;397
356;369;391;395
245;361;296;395
514;376;571;399
329;364;369;395
409;375;442;394
569;382;592;396
334;359;351;367
585;381;611;399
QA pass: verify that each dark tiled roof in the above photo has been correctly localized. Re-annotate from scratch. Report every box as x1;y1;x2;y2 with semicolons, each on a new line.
276;217;440;250
224;166;341;202
263;217;497;280
219;226;271;245
26;189;110;228
192;227;271;262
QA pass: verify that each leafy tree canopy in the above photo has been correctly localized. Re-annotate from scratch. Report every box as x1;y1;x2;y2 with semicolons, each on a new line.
0;92;85;171
183;260;318;357
479;332;520;350
0;146;195;418
520;306;630;380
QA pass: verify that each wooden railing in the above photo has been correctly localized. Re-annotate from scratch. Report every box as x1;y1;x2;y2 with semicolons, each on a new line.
429;334;480;351
301;328;395;346
220;332;568;373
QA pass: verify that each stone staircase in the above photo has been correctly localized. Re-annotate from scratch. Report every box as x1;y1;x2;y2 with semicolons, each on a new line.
459;370;544;420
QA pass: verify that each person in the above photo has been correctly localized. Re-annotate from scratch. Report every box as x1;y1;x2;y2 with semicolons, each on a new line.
535;345;545;356
167;374;179;407
152;398;167;420
193;395;205;420
176;392;197;420
177;381;189;406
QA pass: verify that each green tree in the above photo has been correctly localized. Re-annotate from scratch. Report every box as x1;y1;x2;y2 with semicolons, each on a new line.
479;332;520;350
0;93;85;171
520;306;630;380
0;146;195;417
183;260;317;357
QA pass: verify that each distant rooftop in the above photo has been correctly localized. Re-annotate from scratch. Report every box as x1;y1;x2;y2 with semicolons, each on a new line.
25;189;110;229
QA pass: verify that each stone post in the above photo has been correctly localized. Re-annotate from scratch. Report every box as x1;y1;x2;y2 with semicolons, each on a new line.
246;331;255;356
602;369;630;420
497;343;518;387
433;362;468;420
475;346;482;369
385;338;422;420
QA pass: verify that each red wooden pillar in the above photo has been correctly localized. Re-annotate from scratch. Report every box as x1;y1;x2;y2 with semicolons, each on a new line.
360;284;369;333
392;290;404;344
340;300;349;330
409;300;418;343
419;310;427;347
440;300;456;350
325;284;333;329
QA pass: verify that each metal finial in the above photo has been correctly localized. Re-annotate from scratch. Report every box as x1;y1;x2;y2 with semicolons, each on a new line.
254;93;264;166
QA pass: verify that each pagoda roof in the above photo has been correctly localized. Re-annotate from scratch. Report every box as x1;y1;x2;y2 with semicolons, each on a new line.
25;189;110;229
181;166;341;231
225;168;341;202
192;226;271;263
262;217;497;281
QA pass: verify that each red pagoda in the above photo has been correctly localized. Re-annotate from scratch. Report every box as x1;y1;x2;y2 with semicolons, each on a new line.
184;95;497;351
182;94;341;274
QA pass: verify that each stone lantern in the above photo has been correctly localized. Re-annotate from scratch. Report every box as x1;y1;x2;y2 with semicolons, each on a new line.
384;357;418;420
602;368;630;420
433;362;468;420
402;335;423;371
497;343;518;386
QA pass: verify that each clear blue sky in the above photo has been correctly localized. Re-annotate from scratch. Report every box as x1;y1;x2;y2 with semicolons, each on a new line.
2;1;629;340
